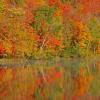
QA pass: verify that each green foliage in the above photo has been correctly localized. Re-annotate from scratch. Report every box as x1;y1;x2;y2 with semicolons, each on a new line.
61;0;74;4
34;6;55;22
0;0;4;13
90;40;98;54
32;6;56;32
90;75;100;95
32;6;63;35
87;17;100;38
51;16;63;33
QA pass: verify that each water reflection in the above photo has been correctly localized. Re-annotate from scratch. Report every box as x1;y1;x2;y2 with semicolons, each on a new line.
0;58;100;100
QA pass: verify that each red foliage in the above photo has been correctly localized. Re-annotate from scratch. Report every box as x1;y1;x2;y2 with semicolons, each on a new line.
1;26;8;33
48;0;57;6
33;34;41;42
46;35;61;48
78;0;100;15
59;4;72;16
25;0;37;9
0;43;4;54
70;14;82;22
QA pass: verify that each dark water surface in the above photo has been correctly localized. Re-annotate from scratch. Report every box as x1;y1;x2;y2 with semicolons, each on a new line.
0;57;100;100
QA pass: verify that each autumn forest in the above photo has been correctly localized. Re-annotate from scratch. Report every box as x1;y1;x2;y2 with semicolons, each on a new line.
0;0;100;59
0;0;100;99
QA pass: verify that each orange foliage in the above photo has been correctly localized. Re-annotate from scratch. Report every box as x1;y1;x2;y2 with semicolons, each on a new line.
25;0;46;9
53;9;62;17
33;34;41;42
97;41;100;54
24;10;34;25
25;0;36;9
75;21;84;29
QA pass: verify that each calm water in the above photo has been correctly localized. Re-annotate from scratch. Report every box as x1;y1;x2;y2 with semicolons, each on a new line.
0;58;100;100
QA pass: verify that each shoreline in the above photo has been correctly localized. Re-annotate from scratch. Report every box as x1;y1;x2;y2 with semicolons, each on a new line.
0;56;100;67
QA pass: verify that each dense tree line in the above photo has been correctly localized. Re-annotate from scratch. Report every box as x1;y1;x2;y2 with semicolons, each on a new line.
0;0;100;59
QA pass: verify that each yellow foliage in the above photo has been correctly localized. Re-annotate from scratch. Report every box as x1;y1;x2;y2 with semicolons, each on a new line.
54;9;62;17
75;21;84;30
35;0;46;6
79;42;86;48
3;41;12;54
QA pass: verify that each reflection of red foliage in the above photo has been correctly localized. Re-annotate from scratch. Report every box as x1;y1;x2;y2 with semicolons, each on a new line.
0;89;8;97
47;70;62;84
54;71;62;78
0;69;6;81
35;78;42;86
0;69;7;97
41;90;46;97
